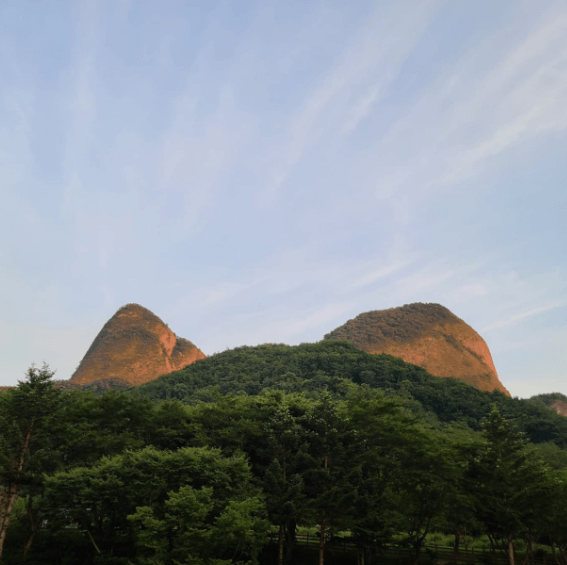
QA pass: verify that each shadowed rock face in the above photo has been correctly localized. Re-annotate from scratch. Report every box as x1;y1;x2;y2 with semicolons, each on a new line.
324;303;510;396
70;304;205;386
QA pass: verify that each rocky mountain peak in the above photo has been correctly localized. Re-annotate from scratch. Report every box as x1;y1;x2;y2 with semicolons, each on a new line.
70;303;205;386
324;302;510;395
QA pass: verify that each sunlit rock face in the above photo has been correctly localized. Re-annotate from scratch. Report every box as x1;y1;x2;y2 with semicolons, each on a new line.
549;399;567;416
324;303;510;396
70;304;205;386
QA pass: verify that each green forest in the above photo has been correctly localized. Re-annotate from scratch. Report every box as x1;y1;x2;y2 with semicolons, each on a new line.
1;341;567;565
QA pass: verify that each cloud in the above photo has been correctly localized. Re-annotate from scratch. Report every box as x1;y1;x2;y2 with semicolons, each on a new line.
365;4;567;201
349;260;409;290
482;301;567;332
261;0;440;202
206;301;357;351
62;0;99;216
342;85;382;135
0;87;34;197
186;279;266;311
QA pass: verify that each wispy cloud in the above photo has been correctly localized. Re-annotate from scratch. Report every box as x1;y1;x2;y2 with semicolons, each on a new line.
261;0;440;202
366;4;567;201
0;87;34;191
203;301;357;352
158;100;245;226
349;260;409;290
1;0;566;396
482;301;567;332
342;85;382;135
62;0;99;215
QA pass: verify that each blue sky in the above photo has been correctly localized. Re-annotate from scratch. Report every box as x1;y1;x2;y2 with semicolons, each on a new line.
1;0;566;397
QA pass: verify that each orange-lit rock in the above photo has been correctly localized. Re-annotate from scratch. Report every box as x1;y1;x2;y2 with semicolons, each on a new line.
70;304;205;386
325;303;510;396
549;399;567;416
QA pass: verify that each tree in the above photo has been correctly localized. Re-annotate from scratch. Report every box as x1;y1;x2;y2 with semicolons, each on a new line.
261;399;307;565
300;392;354;565
345;391;429;565
471;408;549;565
0;364;61;561
42;446;267;562
56;389;152;467
398;428;463;565
540;469;567;565
129;486;268;565
437;426;483;555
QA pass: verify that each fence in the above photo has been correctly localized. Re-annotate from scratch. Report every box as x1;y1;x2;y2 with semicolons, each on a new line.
270;533;556;565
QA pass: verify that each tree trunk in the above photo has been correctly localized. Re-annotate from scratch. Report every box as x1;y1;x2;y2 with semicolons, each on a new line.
284;518;296;561
23;527;38;560
319;515;326;565
487;534;496;556
0;425;34;561
414;541;422;565
507;535;515;565
522;538;533;565
454;528;461;554
22;492;38;559
0;487;20;562
23;509;42;559
278;523;285;565
86;529;102;554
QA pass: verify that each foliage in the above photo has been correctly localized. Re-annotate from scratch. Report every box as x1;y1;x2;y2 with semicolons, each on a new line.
133;341;567;446
469;408;551;565
0;364;63;560
2;351;567;565
129;486;268;565
41;446;266;563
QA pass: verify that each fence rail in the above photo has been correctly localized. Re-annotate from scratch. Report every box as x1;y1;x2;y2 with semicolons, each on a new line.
269;533;557;565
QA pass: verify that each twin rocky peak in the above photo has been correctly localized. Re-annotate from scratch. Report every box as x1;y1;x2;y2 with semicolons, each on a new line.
70;304;205;387
70;302;509;396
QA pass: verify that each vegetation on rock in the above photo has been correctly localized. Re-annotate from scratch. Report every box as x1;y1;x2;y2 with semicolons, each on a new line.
70;303;205;386
324;303;509;395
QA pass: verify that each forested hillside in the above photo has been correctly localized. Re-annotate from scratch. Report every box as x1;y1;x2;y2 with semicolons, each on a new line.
134;341;567;446
1;351;567;565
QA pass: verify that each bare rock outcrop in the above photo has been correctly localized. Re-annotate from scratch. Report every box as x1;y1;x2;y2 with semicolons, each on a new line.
548;399;567;416
324;303;510;396
70;304;205;386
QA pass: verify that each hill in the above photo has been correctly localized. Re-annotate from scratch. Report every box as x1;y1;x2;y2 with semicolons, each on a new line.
134;340;567;446
70;304;205;386
529;392;567;416
324;303;509;395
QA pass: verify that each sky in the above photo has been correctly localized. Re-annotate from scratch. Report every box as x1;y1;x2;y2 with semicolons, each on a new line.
0;0;566;397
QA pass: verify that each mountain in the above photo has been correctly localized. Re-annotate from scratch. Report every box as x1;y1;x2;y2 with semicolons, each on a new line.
324;303;510;396
70;304;205;386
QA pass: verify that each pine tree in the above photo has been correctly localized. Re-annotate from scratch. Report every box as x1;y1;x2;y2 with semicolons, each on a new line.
472;407;548;565
0;364;61;560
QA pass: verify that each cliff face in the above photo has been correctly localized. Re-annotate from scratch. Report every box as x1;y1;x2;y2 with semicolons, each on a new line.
70;304;205;386
324;303;510;396
548;399;567;416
